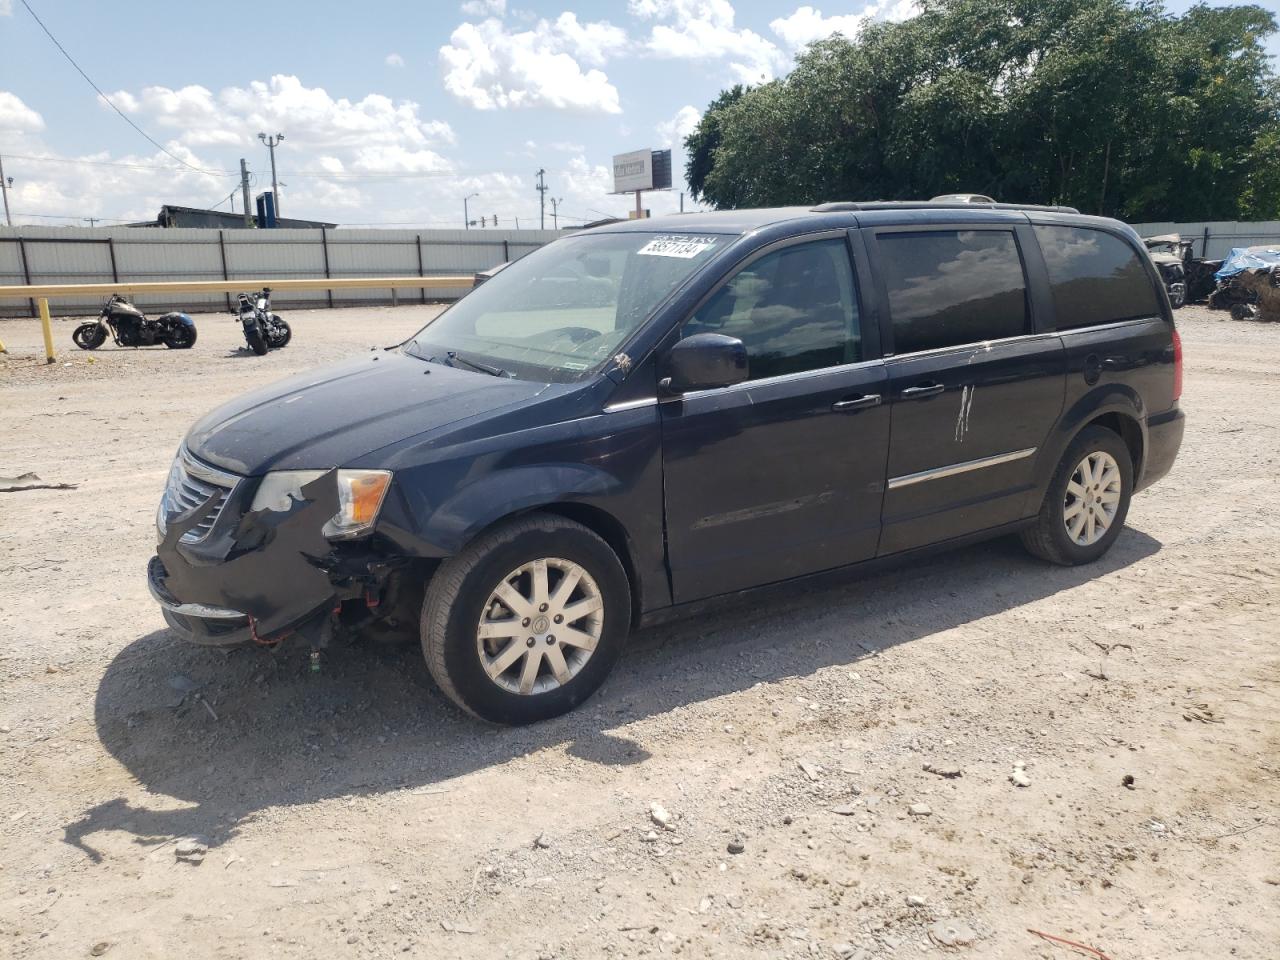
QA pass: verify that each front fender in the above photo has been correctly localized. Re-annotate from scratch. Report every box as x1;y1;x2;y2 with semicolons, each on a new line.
422;463;623;551
373;404;670;612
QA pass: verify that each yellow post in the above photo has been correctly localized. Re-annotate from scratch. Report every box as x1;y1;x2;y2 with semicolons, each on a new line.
0;333;7;354
38;297;56;364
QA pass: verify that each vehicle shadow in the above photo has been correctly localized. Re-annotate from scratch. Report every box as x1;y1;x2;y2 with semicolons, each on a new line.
68;529;1161;861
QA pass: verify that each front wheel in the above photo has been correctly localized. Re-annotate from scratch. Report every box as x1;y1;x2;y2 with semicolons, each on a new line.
267;315;291;348
72;323;107;350
1020;425;1133;565
421;514;631;724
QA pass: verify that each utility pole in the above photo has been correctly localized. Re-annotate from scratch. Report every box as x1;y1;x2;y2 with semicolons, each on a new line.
550;197;563;229
464;192;478;230
0;155;12;226
258;132;285;217
239;158;253;227
535;168;548;230
83;217;100;227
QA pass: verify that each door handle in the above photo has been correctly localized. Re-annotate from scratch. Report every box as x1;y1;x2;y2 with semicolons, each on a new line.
832;393;881;412
900;382;945;400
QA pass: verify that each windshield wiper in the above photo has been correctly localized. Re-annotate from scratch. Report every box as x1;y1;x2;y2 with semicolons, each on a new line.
445;350;512;378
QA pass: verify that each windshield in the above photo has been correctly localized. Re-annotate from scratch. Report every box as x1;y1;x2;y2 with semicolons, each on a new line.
405;231;727;382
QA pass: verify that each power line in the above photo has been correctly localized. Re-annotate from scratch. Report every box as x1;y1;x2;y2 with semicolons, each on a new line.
18;0;235;178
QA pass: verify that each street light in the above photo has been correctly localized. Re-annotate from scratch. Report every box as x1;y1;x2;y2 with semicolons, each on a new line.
464;192;479;230
258;132;285;217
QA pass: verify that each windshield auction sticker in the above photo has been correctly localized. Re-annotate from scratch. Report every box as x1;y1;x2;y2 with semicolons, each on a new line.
637;235;719;259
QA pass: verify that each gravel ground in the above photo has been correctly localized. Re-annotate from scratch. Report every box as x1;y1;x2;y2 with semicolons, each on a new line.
0;303;1277;960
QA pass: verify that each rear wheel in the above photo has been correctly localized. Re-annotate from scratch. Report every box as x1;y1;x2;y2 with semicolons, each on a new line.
72;323;107;350
1020;425;1133;565
246;324;269;355
164;324;197;349
421;514;630;724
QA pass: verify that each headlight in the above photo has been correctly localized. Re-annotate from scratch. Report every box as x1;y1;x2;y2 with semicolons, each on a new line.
250;470;326;513
250;468;392;540
323;469;393;540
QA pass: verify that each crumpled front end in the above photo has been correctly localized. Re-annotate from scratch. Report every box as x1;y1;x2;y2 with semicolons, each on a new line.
149;448;405;646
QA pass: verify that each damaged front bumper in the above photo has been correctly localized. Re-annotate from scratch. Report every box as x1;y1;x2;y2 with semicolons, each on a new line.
148;555;253;646
150;455;406;648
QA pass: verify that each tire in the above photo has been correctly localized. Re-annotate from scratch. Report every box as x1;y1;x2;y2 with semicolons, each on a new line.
268;316;291;348
1020;425;1133;566
422;513;630;724
246;325;269;355
72;323;107;350
163;325;197;349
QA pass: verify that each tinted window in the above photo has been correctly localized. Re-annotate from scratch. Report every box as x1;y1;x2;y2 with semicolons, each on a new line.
879;230;1029;353
684;238;860;380
1034;225;1161;329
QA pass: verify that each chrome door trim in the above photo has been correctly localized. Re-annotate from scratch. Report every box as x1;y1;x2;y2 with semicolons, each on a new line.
887;447;1037;490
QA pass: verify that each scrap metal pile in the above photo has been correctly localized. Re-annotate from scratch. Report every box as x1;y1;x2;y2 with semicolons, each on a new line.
1209;246;1280;322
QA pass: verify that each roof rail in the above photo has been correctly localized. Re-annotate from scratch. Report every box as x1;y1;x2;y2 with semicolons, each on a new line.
811;200;1081;214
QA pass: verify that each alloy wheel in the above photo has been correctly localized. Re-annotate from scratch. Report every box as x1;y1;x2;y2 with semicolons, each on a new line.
476;558;604;695
1063;450;1122;546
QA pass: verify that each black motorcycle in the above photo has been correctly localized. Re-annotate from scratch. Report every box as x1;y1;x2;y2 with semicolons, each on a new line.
235;288;291;355
72;295;198;350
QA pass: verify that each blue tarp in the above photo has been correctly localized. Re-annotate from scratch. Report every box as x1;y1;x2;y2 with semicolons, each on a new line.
1214;246;1280;282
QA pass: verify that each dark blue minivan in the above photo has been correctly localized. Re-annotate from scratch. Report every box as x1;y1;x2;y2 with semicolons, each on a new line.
150;202;1184;723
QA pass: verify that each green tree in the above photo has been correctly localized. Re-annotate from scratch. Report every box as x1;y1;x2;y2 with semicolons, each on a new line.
683;0;1280;221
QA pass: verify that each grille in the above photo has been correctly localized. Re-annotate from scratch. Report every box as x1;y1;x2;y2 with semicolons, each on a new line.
160;451;239;543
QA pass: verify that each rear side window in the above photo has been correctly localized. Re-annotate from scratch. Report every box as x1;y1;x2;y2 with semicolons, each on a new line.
879;230;1029;354
684;238;861;380
1034;225;1161;329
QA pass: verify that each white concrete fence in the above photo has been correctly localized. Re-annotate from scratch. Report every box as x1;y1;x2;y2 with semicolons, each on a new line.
1129;220;1280;259
0;225;561;318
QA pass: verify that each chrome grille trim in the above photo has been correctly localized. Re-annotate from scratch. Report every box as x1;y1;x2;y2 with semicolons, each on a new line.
160;448;241;543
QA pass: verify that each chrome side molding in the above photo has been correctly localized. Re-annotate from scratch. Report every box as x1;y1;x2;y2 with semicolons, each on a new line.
888;447;1037;490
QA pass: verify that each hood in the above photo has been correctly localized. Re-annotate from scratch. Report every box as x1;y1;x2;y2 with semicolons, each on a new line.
186;351;549;476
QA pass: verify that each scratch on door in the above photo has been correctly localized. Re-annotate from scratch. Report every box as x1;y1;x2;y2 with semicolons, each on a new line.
954;385;975;442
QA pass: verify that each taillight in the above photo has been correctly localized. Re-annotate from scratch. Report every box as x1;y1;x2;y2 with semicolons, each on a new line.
1172;328;1183;401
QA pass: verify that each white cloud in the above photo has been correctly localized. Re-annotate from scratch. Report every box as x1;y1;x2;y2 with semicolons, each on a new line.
0;91;46;132
461;0;505;15
385;52;405;67
771;2;920;49
439;15;626;113
629;0;783;83
656;104;701;148
111;75;456;159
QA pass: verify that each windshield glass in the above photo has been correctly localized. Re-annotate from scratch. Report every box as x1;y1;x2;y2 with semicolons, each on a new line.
405;231;728;382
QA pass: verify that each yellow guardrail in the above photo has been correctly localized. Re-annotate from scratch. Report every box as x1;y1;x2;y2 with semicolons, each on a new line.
0;276;474;363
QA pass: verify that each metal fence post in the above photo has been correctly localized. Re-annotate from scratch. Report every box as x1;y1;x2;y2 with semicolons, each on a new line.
416;234;426;304
218;230;231;312
17;236;35;317
321;228;333;308
107;237;119;282
1202;226;1210;259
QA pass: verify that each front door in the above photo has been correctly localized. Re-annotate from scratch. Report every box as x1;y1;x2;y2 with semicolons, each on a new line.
867;225;1066;554
660;234;890;603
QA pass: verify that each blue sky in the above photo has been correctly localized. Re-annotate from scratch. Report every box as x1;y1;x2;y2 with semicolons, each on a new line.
0;0;1276;228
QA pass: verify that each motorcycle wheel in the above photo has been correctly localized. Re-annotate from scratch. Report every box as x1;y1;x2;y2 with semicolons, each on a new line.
267;315;291;348
73;323;107;350
246;326;269;355
164;325;198;349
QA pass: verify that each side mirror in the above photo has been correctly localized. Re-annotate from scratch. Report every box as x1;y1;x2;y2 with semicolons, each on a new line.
661;332;748;393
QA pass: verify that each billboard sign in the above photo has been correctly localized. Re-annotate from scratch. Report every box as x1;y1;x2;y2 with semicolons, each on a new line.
612;149;653;193
650;149;672;191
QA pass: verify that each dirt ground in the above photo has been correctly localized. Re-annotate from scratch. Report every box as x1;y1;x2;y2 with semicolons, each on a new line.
0;303;1277;960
